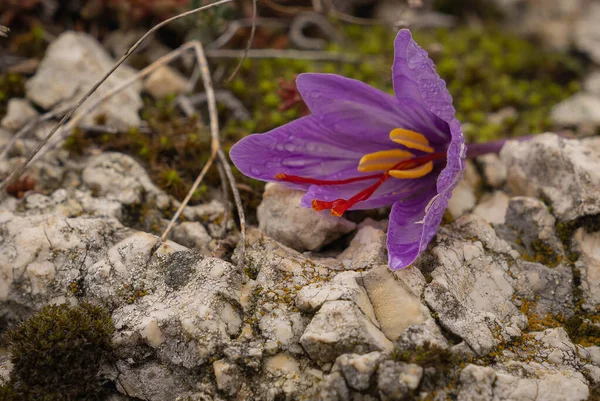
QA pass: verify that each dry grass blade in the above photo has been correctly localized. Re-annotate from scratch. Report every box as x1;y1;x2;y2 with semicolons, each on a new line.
0;0;234;193
160;40;247;272
161;40;221;243
226;0;257;82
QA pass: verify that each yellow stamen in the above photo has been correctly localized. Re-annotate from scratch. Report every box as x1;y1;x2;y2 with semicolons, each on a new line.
358;149;414;173
389;161;433;179
390;128;434;154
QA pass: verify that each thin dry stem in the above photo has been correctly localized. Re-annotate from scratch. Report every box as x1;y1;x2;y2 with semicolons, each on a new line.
0;0;233;193
0;103;72;161
226;0;257;82
206;48;360;62
161;40;221;242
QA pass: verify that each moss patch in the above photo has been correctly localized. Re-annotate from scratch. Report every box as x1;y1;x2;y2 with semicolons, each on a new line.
0;303;115;400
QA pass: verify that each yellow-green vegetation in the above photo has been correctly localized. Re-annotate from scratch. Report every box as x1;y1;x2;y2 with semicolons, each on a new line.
64;95;264;223
65;25;583;219
0;73;25;120
0;303;115;400
392;341;463;399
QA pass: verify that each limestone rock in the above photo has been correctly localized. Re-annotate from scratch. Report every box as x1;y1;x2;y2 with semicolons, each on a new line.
377;360;423;401
502;196;564;265
1;98;39;131
336;224;387;270
573;228;600;311
0;211;128;322
300;300;394;363
82;152;171;208
257;183;356;252
424;215;526;355
551;93;600;128
314;371;349;401
25;31;142;130
143;66;189;99
171;221;211;251
0;354;12;386
334;352;382;391
501;134;600;221
510;260;574;316
457;364;495;401
448;161;481;218
472;191;509;225
213;359;241;396
477;153;507;189
295;271;378;326
359;264;429;342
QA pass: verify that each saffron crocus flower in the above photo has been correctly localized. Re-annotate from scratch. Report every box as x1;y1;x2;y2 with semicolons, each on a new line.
231;29;498;270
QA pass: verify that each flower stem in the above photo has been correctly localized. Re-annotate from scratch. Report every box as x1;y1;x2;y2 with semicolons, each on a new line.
466;135;535;159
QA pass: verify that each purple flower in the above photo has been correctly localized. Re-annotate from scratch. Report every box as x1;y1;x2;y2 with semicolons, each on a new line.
230;29;467;270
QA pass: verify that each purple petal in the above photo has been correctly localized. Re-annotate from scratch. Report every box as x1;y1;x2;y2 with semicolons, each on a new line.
388;120;466;270
392;29;455;131
297;73;450;147
300;169;439;210
385;29;467;270
230;116;384;189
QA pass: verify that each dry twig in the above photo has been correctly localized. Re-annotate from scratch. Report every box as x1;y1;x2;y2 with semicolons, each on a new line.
0;0;233;193
226;0;257;82
205;48;360;62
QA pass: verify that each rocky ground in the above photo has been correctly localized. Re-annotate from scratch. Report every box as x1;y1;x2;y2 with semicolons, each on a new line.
1;1;600;401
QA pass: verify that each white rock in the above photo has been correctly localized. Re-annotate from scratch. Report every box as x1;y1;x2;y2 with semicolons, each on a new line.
171;222;211;251
0;211;126;317
501;134;600;221
1;98;39;131
259;307;306;351
573;228;600;310
82;152;171;207
257;183;356;251
295;271;378;326
473;191;509;225
551;93;600;128
477;153;507;189
0;355;12;386
336;224;387;270
25;31;142;130
334;352;382;391
213;359;240;396
300;300;394;363
143;66;189;99
448;162;480;218
424;215;526;355
377;360;423;400
359;264;428;341
457;364;495;401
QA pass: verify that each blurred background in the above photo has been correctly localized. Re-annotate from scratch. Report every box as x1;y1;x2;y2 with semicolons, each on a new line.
0;0;596;221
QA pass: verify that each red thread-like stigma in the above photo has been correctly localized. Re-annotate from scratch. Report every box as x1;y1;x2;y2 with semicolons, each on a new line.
276;152;447;216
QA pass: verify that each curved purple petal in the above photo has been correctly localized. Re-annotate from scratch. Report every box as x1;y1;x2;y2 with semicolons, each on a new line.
297;73;450;147
300;168;439;211
385;29;467;270
392;29;456;142
230;115;389;189
388;121;466;270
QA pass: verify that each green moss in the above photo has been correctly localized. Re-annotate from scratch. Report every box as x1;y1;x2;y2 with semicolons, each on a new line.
0;73;26;120
564;315;600;347
1;303;114;400
392;341;463;395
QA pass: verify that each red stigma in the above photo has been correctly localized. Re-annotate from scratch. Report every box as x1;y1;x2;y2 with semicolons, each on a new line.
276;152;447;216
